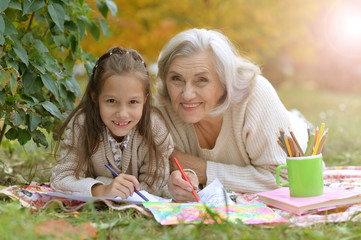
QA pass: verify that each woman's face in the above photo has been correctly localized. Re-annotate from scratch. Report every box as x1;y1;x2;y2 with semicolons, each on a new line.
166;50;225;123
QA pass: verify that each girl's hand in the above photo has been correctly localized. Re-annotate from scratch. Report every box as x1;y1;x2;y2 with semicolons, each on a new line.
92;174;140;198
167;170;199;202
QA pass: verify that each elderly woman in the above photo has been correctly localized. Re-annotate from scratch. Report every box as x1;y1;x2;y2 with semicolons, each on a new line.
156;28;308;202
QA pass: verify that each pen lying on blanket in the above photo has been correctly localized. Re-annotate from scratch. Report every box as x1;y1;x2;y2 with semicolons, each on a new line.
104;164;149;202
173;157;200;202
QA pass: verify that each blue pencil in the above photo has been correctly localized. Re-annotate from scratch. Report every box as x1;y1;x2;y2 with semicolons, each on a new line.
104;164;149;201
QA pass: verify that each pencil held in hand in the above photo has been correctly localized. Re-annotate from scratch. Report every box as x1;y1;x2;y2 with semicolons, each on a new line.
104;164;149;201
173;157;200;202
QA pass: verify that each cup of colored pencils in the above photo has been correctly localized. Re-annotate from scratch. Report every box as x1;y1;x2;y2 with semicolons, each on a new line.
277;123;328;157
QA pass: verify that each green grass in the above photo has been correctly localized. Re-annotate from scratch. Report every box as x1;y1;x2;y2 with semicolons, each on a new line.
1;87;361;239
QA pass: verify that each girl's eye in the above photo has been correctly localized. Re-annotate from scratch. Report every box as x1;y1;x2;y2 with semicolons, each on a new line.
107;99;116;103
130;100;138;104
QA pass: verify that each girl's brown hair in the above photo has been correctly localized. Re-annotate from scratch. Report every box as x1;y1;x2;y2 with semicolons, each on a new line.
54;46;164;184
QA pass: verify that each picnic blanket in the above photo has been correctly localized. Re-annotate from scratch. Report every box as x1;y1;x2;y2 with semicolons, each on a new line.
1;166;361;226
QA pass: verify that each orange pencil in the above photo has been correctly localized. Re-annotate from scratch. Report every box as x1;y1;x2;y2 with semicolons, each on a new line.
173;157;200;202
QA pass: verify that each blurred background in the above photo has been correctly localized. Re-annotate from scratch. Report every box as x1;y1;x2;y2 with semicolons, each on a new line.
79;0;361;93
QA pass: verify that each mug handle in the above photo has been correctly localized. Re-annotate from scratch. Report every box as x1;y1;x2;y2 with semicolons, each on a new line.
276;165;288;187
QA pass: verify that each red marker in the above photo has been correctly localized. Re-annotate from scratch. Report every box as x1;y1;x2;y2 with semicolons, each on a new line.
173;157;200;202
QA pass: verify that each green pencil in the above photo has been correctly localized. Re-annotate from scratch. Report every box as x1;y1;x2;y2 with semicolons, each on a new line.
304;134;315;156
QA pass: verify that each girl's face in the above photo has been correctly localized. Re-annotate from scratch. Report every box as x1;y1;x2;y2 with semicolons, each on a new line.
166;50;225;123
98;73;146;142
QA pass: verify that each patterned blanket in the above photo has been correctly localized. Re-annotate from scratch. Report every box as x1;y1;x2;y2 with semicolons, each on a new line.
1;166;361;226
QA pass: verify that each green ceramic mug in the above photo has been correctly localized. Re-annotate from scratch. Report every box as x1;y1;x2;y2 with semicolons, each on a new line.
276;154;324;197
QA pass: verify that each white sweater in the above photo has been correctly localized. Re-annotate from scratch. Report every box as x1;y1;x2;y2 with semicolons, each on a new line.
158;76;302;193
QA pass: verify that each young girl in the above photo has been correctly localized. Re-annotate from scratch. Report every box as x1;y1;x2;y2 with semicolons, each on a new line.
50;47;174;199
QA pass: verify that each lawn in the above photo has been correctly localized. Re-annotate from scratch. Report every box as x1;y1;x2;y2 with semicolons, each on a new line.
1;86;361;239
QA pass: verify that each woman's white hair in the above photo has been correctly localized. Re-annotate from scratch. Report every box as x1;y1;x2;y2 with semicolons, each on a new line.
156;28;260;116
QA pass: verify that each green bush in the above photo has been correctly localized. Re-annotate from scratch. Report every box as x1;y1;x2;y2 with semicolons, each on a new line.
0;0;117;147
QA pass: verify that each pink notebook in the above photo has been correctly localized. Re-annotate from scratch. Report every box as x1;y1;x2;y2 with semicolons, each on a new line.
257;187;361;215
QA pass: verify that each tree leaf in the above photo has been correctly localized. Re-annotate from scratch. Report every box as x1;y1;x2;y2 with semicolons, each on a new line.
32;129;48;147
77;19;86;40
0;0;10;12
8;1;22;10
31;60;46;74
47;3;65;32
13;44;28;66
10;72;17;95
98;19;108;36
22;32;33;47
65;77;82;99
96;1;108;18
33;39;48;52
41;73;59;101
42;101;63;119
52;34;67;48
5;128;18;140
0;15;5;33
23;0;45;15
42;54;60;73
87;21;100;40
69;33;77;55
3;15;18;35
23;69;43;95
29;112;41;132
9;111;23;127
105;0;117;16
17;128;31;145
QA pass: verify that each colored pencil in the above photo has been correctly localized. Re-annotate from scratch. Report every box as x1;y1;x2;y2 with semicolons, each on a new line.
313;123;325;155
289;128;304;156
304;134;315;156
316;128;328;154
279;129;289;156
173;157;200;202
284;135;293;157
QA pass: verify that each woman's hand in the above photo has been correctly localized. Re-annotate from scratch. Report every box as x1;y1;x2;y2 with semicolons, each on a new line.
170;149;207;184
91;174;140;198
167;170;199;202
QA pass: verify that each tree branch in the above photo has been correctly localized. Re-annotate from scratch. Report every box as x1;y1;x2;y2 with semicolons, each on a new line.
26;12;35;32
0;122;7;145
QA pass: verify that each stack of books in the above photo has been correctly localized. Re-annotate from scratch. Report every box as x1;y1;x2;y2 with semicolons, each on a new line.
257;187;361;215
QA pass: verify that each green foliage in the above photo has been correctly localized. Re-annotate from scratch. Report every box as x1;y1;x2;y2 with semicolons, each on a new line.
0;0;117;148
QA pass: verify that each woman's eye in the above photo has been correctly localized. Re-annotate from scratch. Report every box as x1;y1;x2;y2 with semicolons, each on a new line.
199;77;208;83
107;99;116;103
171;76;181;81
